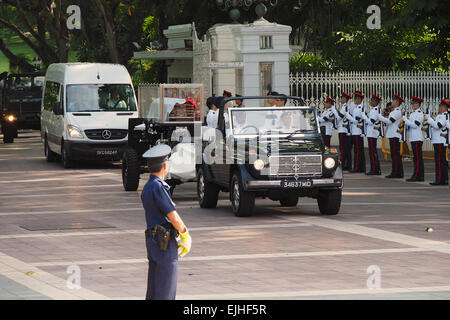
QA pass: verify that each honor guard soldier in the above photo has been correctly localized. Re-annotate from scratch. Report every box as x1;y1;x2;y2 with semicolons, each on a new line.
331;92;352;170
345;92;366;173
141;144;192;300
379;94;404;178
362;94;382;175
403;96;425;182
318;97;335;147
206;96;219;128
426;99;449;185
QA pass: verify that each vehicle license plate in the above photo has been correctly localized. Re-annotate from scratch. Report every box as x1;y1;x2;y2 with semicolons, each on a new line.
96;150;118;156
280;180;312;188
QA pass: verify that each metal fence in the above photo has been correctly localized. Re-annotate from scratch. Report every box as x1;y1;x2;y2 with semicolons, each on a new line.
290;71;450;114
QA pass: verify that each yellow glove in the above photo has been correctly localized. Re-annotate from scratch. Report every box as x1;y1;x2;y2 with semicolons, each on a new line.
177;230;192;257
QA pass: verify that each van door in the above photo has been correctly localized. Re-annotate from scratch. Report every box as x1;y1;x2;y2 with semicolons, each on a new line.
43;81;62;152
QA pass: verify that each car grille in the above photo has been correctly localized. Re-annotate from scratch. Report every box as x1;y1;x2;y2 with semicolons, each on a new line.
84;129;128;140
269;155;322;176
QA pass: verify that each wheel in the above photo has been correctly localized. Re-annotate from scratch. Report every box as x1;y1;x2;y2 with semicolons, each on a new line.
2;126;15;143
122;148;140;191
61;141;73;168
197;167;219;208
280;195;299;207
230;172;255;217
44;136;57;162
317;188;342;215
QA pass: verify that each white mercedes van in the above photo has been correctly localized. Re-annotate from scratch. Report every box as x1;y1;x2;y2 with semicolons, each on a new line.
41;63;138;167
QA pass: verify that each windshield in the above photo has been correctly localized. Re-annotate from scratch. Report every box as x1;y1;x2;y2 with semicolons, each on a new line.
66;84;137;112
230;107;317;136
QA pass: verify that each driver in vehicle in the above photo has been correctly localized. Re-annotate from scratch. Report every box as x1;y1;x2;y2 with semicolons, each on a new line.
266;92;288;127
278;111;294;131
108;90;127;110
13;77;24;88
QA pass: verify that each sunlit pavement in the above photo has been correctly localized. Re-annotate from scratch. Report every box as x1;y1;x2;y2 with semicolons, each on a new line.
0;130;449;300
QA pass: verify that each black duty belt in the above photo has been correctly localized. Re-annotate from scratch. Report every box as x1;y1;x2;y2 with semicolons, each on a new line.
145;224;178;251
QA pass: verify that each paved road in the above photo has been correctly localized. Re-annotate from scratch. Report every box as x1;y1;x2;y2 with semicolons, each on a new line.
0;131;449;300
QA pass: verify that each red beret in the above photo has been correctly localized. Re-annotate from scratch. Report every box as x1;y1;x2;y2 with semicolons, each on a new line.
411;96;424;103
354;92;365;99
341;92;352;99
440;99;450;107
393;94;405;102
371;94;382;101
223;90;232;97
326;96;336;104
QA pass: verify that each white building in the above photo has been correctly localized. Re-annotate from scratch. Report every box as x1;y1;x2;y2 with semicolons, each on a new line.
134;18;293;105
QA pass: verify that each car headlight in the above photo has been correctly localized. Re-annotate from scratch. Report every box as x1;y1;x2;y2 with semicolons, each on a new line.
253;159;265;171
324;157;336;169
6;115;16;122
68;125;84;139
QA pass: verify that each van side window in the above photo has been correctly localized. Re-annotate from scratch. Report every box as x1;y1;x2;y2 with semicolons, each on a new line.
43;81;60;111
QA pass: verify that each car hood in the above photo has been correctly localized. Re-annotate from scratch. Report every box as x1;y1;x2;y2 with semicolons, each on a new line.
65;112;138;130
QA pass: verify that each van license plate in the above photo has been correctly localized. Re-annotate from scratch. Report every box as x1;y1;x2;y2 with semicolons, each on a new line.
280;180;312;188
96;150;118;156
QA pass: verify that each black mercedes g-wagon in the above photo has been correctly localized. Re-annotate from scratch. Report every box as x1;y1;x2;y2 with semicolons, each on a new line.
196;96;343;217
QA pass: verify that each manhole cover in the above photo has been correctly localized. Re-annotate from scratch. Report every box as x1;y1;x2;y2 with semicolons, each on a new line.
20;220;115;231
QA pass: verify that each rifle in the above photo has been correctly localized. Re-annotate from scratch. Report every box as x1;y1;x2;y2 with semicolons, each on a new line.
401;111;409;142
397;105;406;142
422;108;432;141
375;104;384;138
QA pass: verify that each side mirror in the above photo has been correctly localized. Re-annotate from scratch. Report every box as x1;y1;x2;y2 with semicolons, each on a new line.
52;101;62;115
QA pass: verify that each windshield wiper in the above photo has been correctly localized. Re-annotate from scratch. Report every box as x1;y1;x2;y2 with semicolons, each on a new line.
76;110;102;112
286;129;305;139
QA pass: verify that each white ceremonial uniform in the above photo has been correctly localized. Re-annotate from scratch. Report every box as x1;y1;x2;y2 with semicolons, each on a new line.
331;104;349;135
403;109;424;142
318;108;335;136
206;109;219;128
345;104;364;136
362;106;380;139
427;112;448;145
378;107;402;139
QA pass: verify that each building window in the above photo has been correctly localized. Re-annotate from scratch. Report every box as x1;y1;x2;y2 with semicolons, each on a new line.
260;62;273;98
260;36;273;49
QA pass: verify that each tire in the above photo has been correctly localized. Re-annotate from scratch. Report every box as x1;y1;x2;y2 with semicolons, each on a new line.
280;195;299;207
3;126;15;143
44;136;57;162
61;141;73;168
122;148;140;191
317;188;342;215
230;172;255;217
197;167;219;208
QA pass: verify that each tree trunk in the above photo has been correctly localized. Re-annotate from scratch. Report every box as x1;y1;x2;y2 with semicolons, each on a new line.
94;0;121;64
53;0;68;62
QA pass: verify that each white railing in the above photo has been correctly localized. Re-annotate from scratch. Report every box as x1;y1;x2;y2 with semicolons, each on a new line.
290;71;450;114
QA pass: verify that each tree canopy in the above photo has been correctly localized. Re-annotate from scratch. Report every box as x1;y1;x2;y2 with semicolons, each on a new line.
0;0;448;75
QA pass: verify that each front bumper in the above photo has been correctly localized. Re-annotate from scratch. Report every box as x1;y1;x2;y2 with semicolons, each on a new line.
245;178;343;190
65;140;127;161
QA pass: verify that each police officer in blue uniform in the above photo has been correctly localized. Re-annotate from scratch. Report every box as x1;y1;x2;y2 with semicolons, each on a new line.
141;144;192;300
